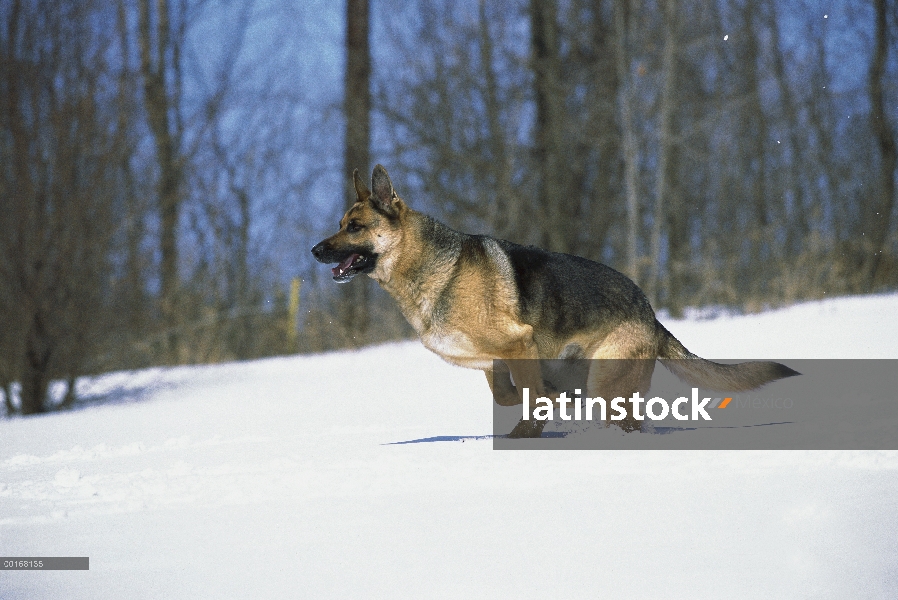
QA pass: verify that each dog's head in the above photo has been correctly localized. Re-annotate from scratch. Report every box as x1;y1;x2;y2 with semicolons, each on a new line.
311;164;407;283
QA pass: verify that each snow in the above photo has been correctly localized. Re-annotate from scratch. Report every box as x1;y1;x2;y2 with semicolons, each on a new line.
1;293;897;598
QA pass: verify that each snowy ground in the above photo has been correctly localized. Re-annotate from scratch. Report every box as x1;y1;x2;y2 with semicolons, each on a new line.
1;294;897;599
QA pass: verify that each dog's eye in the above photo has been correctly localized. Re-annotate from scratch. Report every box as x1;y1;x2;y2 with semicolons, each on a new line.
347;221;364;233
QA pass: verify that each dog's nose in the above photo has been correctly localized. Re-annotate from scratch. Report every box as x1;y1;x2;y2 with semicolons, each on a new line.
311;243;326;260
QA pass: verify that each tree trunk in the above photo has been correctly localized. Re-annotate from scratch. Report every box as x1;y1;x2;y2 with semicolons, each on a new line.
60;374;78;410
588;5;620;266
865;0;896;291
342;0;371;343
744;3;770;296
614;0;640;282
21;312;51;415
139;0;183;360
118;0;146;340
767;0;808;255
648;0;677;307
236;186;252;358
479;0;516;241
531;0;568;253
3;382;15;417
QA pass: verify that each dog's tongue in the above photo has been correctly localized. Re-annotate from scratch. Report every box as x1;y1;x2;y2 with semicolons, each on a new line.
332;253;360;277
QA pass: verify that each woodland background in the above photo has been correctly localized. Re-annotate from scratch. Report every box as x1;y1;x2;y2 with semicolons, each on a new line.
1;0;896;414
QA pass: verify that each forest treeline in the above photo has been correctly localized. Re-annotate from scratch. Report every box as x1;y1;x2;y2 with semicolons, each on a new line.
1;0;896;414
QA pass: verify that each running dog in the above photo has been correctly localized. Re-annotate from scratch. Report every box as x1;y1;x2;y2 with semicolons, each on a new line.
312;165;798;437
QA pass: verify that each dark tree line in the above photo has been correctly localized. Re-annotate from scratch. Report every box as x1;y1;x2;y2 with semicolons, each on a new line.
1;0;308;414
366;0;897;324
2;0;896;415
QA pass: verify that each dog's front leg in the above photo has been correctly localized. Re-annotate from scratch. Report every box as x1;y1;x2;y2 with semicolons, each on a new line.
484;363;520;406
485;363;548;436
478;326;549;438
503;356;551;439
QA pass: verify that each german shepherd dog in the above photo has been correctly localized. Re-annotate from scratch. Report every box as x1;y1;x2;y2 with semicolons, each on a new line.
312;165;798;437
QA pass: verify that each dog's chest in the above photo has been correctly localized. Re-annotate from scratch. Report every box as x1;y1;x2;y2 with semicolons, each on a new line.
421;326;474;357
420;327;490;369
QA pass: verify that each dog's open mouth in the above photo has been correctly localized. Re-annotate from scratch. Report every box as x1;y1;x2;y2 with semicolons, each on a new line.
331;253;374;282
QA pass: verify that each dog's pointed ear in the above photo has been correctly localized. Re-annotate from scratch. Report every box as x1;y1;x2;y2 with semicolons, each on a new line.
370;164;401;217
352;169;370;202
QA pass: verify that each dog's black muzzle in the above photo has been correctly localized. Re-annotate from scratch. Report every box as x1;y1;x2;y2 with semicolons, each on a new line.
311;241;377;283
311;241;334;263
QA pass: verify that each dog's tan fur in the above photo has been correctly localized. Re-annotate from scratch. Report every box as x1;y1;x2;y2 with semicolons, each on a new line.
313;166;798;437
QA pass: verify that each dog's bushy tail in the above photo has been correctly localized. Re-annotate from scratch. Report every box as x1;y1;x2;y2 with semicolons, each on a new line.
656;322;799;392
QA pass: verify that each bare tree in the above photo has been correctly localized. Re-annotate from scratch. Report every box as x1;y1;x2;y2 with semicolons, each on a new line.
647;0;678;306
373;0;531;233
138;0;188;360
478;0;517;240
0;0;118;413
531;0;569;253
614;0;641;282
341;0;372;342
865;0;897;290
766;0;808;255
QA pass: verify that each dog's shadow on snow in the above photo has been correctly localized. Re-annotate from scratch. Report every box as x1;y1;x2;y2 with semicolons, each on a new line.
385;422;795;445
384;433;567;445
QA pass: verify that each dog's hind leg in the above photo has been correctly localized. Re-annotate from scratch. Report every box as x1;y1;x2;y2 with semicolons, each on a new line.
585;322;659;432
584;359;655;432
